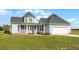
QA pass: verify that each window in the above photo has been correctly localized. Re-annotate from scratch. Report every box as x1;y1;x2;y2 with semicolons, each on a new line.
21;25;26;29
30;25;33;30
40;25;43;31
34;25;36;29
21;25;24;29
27;17;33;23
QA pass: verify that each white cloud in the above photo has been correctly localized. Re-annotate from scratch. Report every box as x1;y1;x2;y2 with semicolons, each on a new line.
24;9;35;13
66;18;76;23
22;9;52;19
24;9;44;14
33;9;52;19
36;16;42;20
33;9;52;15
67;18;79;29
33;9;43;14
15;9;35;16
0;9;11;15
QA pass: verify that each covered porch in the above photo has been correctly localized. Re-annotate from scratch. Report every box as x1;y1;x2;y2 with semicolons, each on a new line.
17;24;47;34
18;25;39;34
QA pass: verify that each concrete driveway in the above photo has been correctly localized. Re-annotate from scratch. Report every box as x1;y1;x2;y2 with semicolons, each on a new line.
62;34;79;37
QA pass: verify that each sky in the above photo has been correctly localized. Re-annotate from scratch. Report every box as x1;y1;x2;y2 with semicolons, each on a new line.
0;9;79;29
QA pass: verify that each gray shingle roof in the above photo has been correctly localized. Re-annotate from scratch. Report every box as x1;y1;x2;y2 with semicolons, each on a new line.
11;17;23;23
23;12;35;18
11;12;70;26
40;14;70;25
39;18;47;24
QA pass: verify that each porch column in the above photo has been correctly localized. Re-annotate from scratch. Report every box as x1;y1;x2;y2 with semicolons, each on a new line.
26;25;28;34
28;25;30;34
28;25;29;34
36;25;37;34
18;25;20;33
17;25;19;33
19;25;21;34
39;25;40;34
44;25;45;34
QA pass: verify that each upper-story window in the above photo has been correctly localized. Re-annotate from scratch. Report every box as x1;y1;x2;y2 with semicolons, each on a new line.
24;17;34;23
27;17;34;23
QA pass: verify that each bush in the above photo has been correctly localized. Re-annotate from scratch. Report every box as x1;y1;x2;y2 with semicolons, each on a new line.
4;31;11;34
3;25;10;31
0;26;3;31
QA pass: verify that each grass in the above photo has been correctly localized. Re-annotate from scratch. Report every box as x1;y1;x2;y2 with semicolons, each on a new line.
0;32;79;50
71;29;79;35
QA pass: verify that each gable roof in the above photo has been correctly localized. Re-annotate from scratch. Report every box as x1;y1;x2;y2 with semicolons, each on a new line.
40;14;70;25
11;12;70;25
39;18;47;24
11;17;23;23
23;12;35;18
11;12;36;24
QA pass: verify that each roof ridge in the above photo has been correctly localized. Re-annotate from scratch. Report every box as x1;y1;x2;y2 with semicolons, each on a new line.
23;12;35;18
40;13;70;25
48;13;70;23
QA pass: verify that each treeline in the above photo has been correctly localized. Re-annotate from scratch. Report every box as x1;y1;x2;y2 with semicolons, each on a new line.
0;24;11;34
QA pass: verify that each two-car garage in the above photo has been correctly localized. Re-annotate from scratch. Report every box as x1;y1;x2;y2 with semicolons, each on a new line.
50;25;71;35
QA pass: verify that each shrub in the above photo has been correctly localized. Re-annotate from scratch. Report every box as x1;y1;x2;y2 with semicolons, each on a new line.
3;25;10;31
0;26;3;31
4;31;11;34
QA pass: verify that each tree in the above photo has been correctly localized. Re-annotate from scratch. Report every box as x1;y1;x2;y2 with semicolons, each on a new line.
3;24;11;34
3;24;10;31
0;26;3;31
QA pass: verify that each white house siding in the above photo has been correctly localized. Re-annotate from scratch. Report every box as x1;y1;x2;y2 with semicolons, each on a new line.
39;25;49;34
39;25;44;34
12;24;18;33
18;25;27;34
25;25;28;34
45;25;49;34
49;25;71;35
33;18;39;23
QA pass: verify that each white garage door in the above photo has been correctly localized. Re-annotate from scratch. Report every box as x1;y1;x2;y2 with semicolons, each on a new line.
51;27;69;34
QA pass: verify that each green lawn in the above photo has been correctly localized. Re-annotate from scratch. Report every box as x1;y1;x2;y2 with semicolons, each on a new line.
0;32;79;50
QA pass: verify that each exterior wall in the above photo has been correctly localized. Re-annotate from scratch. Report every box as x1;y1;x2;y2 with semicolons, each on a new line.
49;25;71;35
38;25;44;34
12;24;18;33
33;18;39;23
39;24;49;34
45;25;49;34
11;24;71;35
12;24;38;34
27;25;38;34
18;25;27;34
33;25;38;34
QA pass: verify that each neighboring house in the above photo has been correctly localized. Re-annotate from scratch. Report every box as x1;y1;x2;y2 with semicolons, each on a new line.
10;12;71;35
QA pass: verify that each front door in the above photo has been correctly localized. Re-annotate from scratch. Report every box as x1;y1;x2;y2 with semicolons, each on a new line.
33;25;37;34
20;25;26;34
29;25;33;34
29;25;37;34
